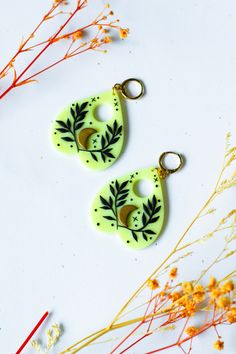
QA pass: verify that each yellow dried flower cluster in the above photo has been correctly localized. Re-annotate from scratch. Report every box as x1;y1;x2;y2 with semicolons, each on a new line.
169;267;178;279
214;339;224;351
185;326;198;337
145;268;236;352
147;278;160;290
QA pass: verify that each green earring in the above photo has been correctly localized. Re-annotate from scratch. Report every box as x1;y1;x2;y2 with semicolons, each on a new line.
51;79;144;170
92;152;184;249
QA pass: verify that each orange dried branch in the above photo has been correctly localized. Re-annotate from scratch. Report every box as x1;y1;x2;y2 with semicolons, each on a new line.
0;1;128;100
0;0;65;80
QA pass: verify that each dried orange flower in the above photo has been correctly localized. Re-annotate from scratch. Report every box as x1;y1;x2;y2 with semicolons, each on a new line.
227;307;236;323
169;267;178;279
54;0;68;4
217;296;230;309
103;36;112;44
72;30;83;41
170;291;182;302
119;28;129;39
221;280;234;293
177;294;188;306
182;282;193;294
91;38;99;47
185;299;196;315
209;276;217;289
147;279;159;290
193;284;205;303
185;326;198;337
210;287;222;300
213;339;224;351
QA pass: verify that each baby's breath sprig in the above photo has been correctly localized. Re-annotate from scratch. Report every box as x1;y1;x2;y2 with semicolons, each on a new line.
31;323;62;354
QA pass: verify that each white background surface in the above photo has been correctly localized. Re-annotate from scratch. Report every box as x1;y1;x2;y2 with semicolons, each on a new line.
0;0;236;353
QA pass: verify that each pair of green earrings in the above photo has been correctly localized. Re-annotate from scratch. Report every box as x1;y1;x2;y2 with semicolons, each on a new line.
51;79;184;249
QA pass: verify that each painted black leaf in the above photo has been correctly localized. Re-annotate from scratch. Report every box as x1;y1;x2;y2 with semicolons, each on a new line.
111;137;120;145
56;120;68;129
101;136;106;148
120;181;128;190
100;196;110;207
148;199;153;210
104;150;115;158
56;128;69;133
144;230;156;235
70;107;76;119
75;103;80;117
154;206;162;214
61;137;74;142
103;216;116;221
77;111;88;122
119;188;129;195
105;131;110;143
142;213;147;225
117;126;122;135
113;120;118;132
101;152;106;162
110;185;116;196
100;206;111;210
142;232;148;241
152;195;157;208
80;101;88;112
132;231;138;242
67;118;71;129
109;196;113;207
143;203;150;216
104;147;112;153
118;193;128;201
150;216;160;224
115;180;120;192
116;200;126;207
75;122;84;130
91;153;98;161
107;124;113;134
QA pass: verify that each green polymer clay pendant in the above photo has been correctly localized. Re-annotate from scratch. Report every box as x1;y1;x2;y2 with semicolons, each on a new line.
51;79;144;170
92;152;184;249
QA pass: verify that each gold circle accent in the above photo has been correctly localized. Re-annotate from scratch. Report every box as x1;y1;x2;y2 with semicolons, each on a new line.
159;152;184;175
113;78;145;100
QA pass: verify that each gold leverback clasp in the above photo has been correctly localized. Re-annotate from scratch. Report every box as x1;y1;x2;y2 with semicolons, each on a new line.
113;78;145;100
157;152;184;179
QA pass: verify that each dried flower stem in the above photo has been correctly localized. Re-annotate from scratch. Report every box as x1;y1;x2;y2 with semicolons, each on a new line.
0;1;128;100
16;311;49;354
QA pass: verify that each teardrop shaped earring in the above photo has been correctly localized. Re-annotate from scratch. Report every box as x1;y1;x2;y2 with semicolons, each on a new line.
51;78;144;170
92;152;184;249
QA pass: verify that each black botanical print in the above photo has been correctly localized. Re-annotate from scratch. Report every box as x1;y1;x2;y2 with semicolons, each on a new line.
55;102;122;164
99;180;162;242
56;102;88;150
90;120;122;163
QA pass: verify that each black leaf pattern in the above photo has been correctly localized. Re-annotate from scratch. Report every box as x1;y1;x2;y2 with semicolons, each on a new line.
98;177;162;244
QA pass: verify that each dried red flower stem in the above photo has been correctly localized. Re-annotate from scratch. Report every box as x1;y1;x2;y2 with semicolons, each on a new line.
0;1;127;100
109;274;235;353
0;0;64;79
0;2;84;100
146;318;225;354
16;311;49;354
